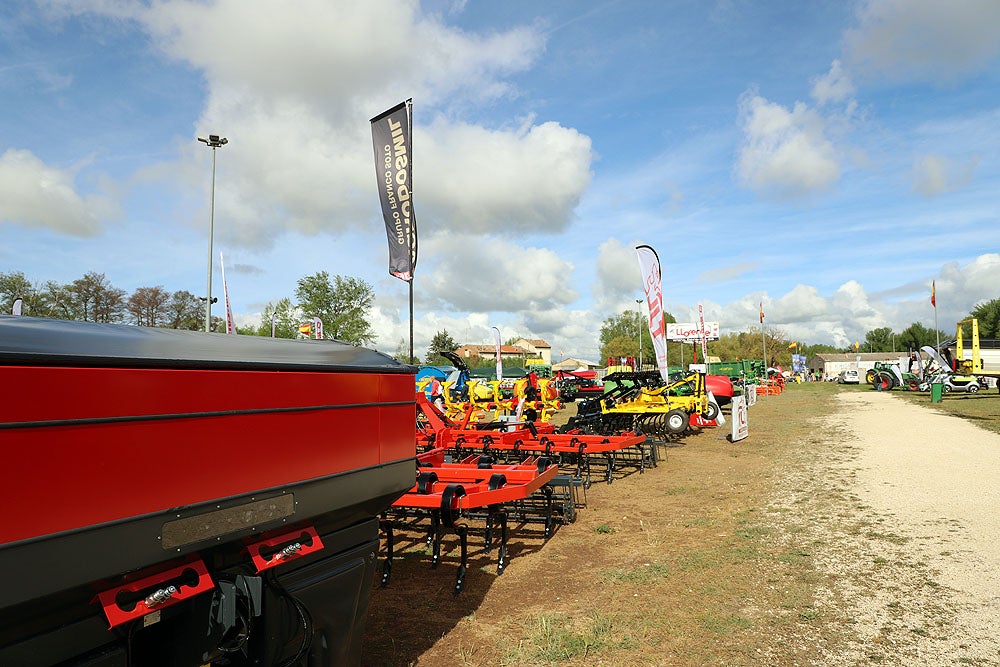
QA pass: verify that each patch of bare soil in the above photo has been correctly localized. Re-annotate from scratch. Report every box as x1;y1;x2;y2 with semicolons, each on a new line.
362;387;1000;666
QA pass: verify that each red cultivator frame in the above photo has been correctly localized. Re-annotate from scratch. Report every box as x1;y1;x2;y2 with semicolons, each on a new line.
383;448;559;594
383;396;652;594
415;394;653;486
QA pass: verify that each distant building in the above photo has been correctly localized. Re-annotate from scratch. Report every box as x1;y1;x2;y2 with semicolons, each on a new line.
453;344;529;366
553;357;601;371
513;338;552;365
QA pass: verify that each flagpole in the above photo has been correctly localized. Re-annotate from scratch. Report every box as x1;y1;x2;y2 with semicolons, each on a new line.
407;98;416;364
759;302;767;372
932;281;939;353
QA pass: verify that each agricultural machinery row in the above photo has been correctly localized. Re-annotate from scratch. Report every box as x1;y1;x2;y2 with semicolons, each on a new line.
0;316;779;666
867;325;999;395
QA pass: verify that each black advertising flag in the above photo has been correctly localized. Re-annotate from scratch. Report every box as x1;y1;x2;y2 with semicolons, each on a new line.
371;100;418;281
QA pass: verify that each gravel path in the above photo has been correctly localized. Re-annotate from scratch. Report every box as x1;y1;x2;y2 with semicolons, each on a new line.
767;390;1000;665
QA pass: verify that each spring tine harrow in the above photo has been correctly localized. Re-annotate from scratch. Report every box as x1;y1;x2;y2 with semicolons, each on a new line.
385;446;559;593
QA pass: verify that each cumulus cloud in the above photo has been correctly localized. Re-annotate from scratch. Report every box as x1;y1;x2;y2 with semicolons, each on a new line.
910;154;979;197
60;0;590;249
736;92;841;198
419;118;593;233
811;60;855;106
592;238;642;311
0;149;115;235
420;233;578;313
844;0;1000;83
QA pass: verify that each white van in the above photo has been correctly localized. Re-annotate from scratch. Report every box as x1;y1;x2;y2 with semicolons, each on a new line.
836;369;860;384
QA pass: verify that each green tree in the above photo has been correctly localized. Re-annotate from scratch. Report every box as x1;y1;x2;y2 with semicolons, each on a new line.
863;327;894;353
164;290;204;330
897;322;947;351
251;297;299;338
969;298;1000;339
295;271;376;345
426;330;458;365
0;271;36;315
600;310;665;365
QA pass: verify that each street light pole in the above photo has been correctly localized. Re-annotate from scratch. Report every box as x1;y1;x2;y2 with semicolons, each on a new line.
198;134;228;333
635;298;644;370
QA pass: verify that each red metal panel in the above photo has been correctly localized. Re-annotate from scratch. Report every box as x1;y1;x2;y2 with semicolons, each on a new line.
96;558;214;629
0;366;415;546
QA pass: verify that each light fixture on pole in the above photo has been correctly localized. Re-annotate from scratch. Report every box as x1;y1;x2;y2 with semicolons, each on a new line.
636;298;644;370
197;134;228;332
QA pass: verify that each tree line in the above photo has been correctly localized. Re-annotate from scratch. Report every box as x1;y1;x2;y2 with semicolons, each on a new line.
598;298;1000;369
1;270;376;346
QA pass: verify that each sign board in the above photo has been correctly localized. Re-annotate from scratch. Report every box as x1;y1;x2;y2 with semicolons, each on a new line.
730;396;748;442
745;384;757;407
667;322;720;342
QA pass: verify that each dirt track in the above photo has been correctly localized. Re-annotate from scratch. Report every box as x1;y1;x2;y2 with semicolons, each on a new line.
771;391;1000;665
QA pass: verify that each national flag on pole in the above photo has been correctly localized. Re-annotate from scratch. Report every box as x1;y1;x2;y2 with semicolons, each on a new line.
788;341;797;349
930;280;936;307
298;323;312;336
220;252;235;335
759;302;764;324
635;244;669;383
371;100;417;281
492;326;503;382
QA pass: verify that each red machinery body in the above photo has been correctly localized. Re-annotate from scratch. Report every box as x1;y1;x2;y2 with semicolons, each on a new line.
0;316;416;666
2;363;413;546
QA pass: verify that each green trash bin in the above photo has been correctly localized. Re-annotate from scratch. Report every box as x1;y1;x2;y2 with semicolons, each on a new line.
931;382;944;403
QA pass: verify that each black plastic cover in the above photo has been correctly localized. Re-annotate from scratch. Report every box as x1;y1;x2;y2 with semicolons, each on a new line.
0;316;414;373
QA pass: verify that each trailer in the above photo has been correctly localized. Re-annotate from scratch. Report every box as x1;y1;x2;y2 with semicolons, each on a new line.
0;316;416;666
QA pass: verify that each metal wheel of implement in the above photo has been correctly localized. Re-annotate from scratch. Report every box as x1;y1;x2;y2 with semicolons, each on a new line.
665;409;688;435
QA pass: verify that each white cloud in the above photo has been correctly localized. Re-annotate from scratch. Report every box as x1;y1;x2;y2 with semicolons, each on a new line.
139;0;542;110
910;154;979;197
419;118;593;234
0;149;115;235
61;0;579;249
592;238;642;311
420;233;578;313
811;60;855;106
736;93;841;198
845;0;1000;83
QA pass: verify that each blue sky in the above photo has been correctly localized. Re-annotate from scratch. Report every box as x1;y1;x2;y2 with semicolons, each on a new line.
2;0;999;362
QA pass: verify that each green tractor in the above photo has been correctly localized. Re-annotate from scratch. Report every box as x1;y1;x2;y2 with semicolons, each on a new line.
867;359;923;391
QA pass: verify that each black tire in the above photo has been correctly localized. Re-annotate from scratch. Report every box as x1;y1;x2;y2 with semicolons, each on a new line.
866;369;877;384
967;384;979;394
665;409;688;434
701;401;720;421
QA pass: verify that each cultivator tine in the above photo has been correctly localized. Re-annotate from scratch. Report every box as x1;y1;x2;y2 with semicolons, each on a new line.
604;452;614;484
379;515;394;587
453;524;469;595
429;514;441;568
495;511;509;575
542;486;554;540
